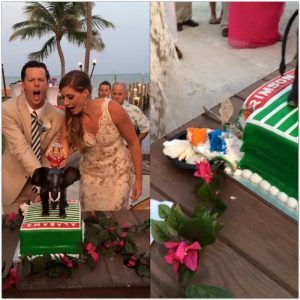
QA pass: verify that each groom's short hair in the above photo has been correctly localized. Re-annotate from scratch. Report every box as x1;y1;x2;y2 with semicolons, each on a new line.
21;61;50;81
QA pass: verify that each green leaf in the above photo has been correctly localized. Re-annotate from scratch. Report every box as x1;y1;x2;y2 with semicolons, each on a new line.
30;254;52;274
86;256;96;270
178;264;195;290
158;204;171;219
21;256;31;276
124;240;137;254
151;220;171;244
185;284;234;298
167;204;189;232
47;266;62;278
136;264;150;278
179;211;223;247
97;229;110;243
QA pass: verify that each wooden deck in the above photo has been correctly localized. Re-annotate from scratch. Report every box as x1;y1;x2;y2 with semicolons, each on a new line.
3;210;150;298
150;64;298;298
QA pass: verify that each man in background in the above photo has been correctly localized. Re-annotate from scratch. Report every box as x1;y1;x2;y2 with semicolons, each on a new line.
112;82;150;143
98;80;111;98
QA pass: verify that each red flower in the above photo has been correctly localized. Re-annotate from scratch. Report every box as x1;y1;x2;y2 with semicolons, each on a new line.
119;240;125;247
61;255;73;268
8;212;16;224
122;223;129;229
107;226;115;233
3;267;20;290
194;160;213;184
126;256;137;267
112;241;118;247
164;241;201;272
121;231;127;238
85;243;100;263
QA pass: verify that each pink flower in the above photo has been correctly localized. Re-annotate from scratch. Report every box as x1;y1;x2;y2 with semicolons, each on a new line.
119;240;125;247
8;212;16;224
122;223;129;229
194;160;213;184
121;231;127;238
107;226;115;233
164;241;201;272
3;267;20;290
85;243;100;263
126;256;137;267
61;255;73;268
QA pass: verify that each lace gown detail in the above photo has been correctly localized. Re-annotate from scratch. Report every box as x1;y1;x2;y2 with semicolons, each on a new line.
80;99;133;211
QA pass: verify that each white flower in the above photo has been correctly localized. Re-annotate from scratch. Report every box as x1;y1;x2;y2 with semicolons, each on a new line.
42;120;52;131
20;203;29;217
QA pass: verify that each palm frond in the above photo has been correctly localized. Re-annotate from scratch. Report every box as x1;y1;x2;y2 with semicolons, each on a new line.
10;25;52;41
28;36;56;61
80;15;114;31
24;2;56;27
66;31;104;51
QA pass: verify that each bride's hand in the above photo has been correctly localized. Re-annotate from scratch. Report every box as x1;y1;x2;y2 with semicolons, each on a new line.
130;179;142;201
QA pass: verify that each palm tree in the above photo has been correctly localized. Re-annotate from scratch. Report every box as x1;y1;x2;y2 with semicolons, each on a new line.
9;2;114;77
84;2;92;75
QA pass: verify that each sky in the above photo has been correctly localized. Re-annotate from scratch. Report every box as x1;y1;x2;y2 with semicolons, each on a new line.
1;2;150;77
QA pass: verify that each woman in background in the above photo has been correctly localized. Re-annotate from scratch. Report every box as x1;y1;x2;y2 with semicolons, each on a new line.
59;70;142;211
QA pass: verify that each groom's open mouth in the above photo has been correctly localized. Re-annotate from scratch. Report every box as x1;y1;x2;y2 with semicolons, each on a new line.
33;90;41;96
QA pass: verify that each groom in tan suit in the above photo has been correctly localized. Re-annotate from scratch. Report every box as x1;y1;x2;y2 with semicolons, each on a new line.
2;61;64;213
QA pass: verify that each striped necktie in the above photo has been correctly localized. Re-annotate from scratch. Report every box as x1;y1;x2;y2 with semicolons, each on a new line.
31;111;41;161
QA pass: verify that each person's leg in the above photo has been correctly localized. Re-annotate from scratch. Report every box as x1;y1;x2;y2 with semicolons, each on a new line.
209;2;220;24
220;2;229;37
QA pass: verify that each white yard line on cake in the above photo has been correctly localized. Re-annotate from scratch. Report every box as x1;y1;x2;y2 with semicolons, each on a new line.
274;108;298;129
260;102;288;123
285;121;298;135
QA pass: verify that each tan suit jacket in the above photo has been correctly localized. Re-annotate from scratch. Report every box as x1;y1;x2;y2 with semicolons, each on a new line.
2;94;65;206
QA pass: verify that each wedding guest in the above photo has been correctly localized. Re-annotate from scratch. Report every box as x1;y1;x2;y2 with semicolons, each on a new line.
112;82;150;143
2;61;64;213
209;2;221;24
228;2;284;47
59;71;142;211
176;2;199;31
221;2;229;37
98;80;111;98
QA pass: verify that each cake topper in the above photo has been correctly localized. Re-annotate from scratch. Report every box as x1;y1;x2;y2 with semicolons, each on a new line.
203;98;234;128
46;143;66;168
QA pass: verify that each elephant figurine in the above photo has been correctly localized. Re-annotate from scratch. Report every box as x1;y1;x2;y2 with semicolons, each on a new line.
31;167;80;218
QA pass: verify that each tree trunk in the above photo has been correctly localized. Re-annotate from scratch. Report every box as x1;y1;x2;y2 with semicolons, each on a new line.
84;2;92;75
56;38;65;78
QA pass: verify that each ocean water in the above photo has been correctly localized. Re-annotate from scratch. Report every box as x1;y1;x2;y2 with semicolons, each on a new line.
4;73;150;98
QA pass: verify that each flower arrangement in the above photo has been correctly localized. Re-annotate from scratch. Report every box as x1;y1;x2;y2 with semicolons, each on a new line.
3;211;149;289
152;157;232;298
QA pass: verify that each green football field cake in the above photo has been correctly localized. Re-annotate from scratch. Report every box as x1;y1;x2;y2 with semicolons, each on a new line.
238;70;298;202
20;200;83;256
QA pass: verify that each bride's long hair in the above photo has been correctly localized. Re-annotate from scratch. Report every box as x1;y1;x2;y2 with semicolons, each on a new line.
59;70;92;153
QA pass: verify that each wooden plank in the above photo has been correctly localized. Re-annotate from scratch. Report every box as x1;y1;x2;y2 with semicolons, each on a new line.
151;136;298;293
235;79;267;101
263;62;296;81
3;286;149;298
151;240;294;298
101;211;150;290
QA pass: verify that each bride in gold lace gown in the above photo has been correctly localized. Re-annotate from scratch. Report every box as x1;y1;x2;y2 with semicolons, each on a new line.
59;71;142;211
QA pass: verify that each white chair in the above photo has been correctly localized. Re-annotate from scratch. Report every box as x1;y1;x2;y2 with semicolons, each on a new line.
9;83;22;98
46;86;59;106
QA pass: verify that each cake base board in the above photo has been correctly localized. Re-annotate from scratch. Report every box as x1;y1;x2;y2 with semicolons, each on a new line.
12;241;80;265
230;174;298;221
